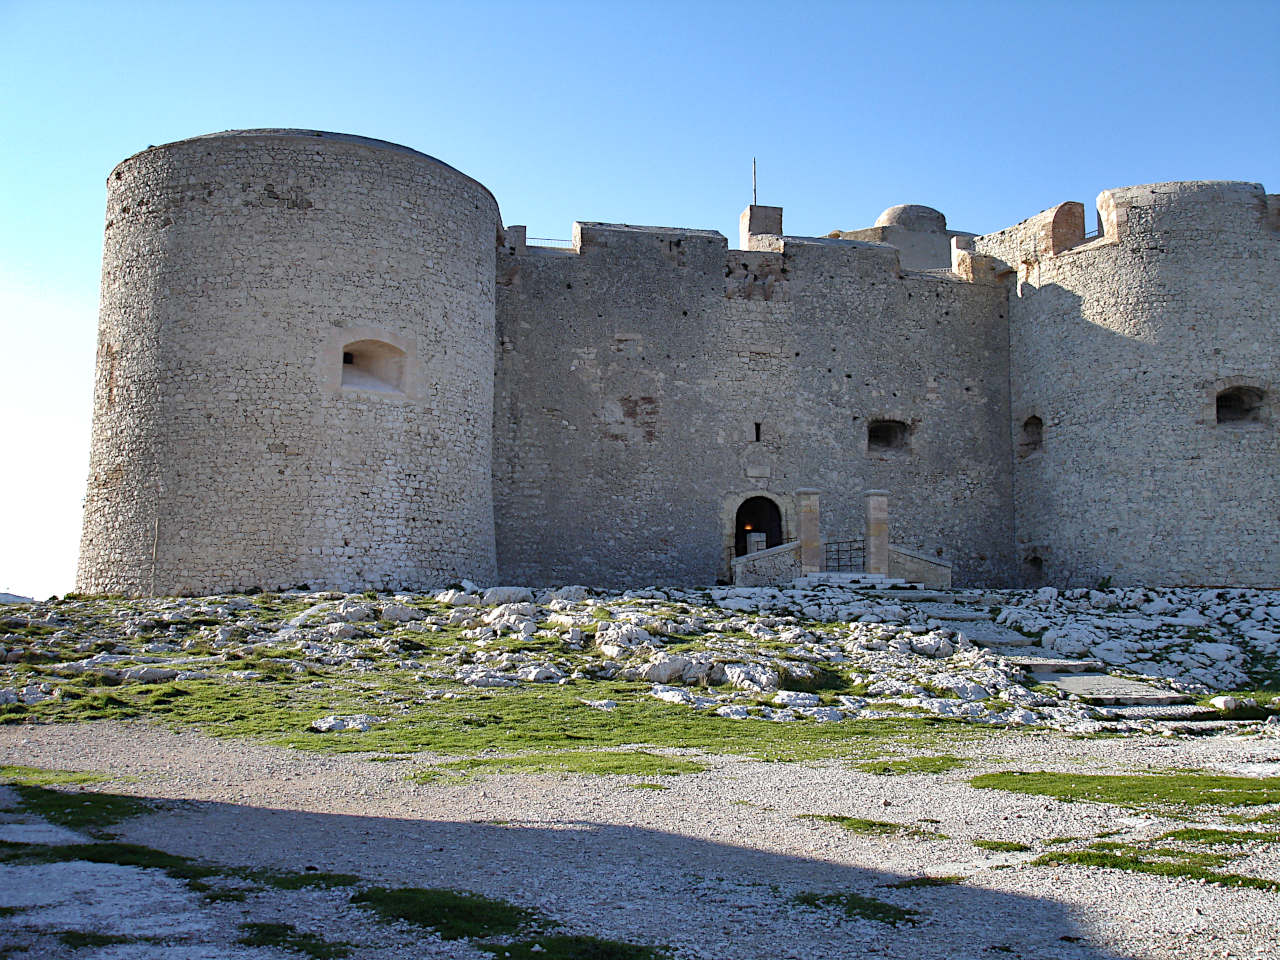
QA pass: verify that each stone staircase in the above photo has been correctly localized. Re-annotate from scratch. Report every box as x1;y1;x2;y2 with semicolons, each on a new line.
894;597;1200;715
788;579;1216;723
792;572;908;589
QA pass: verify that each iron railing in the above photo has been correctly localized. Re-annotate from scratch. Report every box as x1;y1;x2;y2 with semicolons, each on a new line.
824;539;864;573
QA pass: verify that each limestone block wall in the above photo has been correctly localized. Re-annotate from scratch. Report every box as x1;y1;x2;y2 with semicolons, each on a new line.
494;226;1014;587
78;130;499;596
977;181;1280;587
732;543;803;586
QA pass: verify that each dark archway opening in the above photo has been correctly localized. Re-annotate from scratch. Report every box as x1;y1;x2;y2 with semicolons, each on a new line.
735;497;783;557
1025;554;1045;586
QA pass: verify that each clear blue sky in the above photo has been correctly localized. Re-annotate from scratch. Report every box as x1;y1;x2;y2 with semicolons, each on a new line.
1;0;1278;598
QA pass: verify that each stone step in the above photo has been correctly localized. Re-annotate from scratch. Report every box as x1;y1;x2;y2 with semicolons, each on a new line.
1032;671;1195;706
952;621;1041;648
793;573;909;588
999;648;1104;673
910;602;994;622
865;589;954;601
1095;703;1219;722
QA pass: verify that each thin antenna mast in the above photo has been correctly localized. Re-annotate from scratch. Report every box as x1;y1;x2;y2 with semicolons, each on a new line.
752;157;757;205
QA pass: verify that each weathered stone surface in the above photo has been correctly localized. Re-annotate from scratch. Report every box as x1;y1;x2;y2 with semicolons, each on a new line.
75;130;1277;596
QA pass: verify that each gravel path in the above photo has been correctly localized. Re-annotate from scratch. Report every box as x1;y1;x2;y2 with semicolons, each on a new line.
2;721;1279;960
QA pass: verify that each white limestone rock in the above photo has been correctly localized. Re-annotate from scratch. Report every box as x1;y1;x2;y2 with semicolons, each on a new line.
595;622;653;650
515;664;563;682
929;674;990;701
119;666;179;684
772;690;820;708
309;714;379;733
867;678;927;698
332;601;377;622
380;602;420;622
795;706;844;722
482;586;534;605
910;632;955;658
722;662;780;693
641;655;692;684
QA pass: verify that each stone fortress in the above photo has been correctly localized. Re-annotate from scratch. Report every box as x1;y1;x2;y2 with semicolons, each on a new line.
76;129;1280;597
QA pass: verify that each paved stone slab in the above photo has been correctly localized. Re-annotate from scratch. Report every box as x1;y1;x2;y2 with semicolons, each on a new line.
1096;703;1219;721
911;602;994;622
1033;671;1194;706
953;620;1040;648
1000;648;1104;673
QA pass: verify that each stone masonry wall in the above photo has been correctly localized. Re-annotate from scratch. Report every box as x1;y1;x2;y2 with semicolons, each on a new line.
77;126;1276;597
976;181;1280;587
494;226;1015;587
78;131;499;596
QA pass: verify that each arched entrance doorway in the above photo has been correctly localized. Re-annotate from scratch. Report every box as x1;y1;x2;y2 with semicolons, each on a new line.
735;496;783;556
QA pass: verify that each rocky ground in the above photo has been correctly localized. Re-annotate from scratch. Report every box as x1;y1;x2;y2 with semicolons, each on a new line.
1;580;1279;959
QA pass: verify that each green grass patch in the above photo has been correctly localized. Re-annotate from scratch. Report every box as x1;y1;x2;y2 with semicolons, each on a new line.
628;782;669;791
478;936;670;959
350;887;537;940
413;750;704;782
970;770;1280;810
237;922;351;959
0;765;113;787
1225;808;1280;825
792;890;919;925
243;868;361;890
853;755;966;776
885;875;963;888
1157;827;1280;845
59;931;139;949
798;814;946;840
7;784;151;831
973;839;1032;852
17;670;980;764
1034;842;1279;891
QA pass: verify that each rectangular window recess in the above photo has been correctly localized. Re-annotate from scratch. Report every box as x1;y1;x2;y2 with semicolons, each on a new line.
754;422;762;442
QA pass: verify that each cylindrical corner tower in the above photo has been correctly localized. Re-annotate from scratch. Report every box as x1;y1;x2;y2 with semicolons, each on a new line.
77;129;499;596
984;180;1279;587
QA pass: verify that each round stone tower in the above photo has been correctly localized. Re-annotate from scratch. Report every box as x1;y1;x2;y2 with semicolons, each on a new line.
982;180;1280;587
77;130;499;596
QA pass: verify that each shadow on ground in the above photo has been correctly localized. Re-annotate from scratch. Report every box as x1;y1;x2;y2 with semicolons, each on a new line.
0;788;1133;960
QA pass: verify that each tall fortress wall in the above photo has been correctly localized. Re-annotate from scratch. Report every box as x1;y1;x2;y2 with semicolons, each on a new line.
77;129;1278;595
972;182;1280;588
78;131;498;596
495;221;1013;587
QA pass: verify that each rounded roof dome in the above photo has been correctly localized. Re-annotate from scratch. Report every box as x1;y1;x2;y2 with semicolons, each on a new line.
874;204;947;232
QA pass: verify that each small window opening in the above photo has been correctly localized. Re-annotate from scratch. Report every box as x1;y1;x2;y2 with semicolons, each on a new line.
340;339;406;394
1216;386;1265;424
753;422;762;442
1019;416;1043;457
868;419;909;452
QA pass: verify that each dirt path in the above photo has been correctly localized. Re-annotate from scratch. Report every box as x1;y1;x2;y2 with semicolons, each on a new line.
2;721;1278;960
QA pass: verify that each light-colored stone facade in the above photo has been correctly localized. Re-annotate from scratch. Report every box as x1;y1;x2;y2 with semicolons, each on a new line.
76;130;1280;595
78;131;498;596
